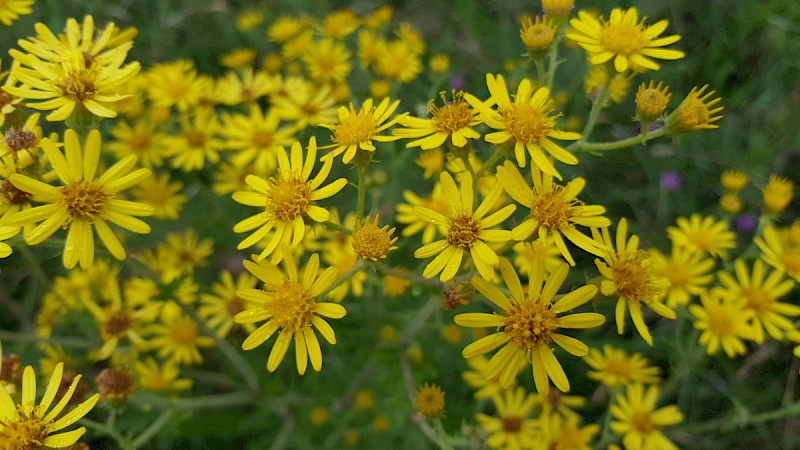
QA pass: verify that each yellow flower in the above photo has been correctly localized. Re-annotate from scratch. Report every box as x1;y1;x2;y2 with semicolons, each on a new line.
584;66;631;104
323;97;403;164
428;54;450;74
476;387;540;450
235;248;347;374
233;137;348;262
270;82;337;130
268;15;304;43
318;9;360;39
610;384;683;450
146;302;214;366
371;80;391;99
352;215;398;262
396;182;450;244
131;172;187;221
567;8;684;72
583;345;661;388
416;383;445;418
719;192;742;214
0;112;43;167
466;74;580;177
393;90;482;150
756;224;800;281
163;229;214;277
462;356;513;399
220;104;295;172
135;357;193;392
0;226;15;258
0;362;100;449
357;30;388;69
235;10;263;31
665;84;723;134
322;211;366;302
164;108;224;172
542;0;574;18
718;259;798;343
383;273;411;297
689;288;756;357
520;15;557;54
593;218;673;345
414;171;515;282
146;60;214;112
650;246;714;307
8;129;153;268
108;118;168;168
542;414;599;450
199;270;258;338
214;67;278;105
0;0;33;26
762;174;794;213
364;5;393;30
635;81;670;123
375;40;422;83
720;169;748;192
496;160;609;266
667;214;735;258
303;38;352;85
456;258;603;393
220;48;256;69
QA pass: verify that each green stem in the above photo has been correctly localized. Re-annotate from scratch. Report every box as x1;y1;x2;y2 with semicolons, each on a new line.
356;164;367;219
131;408;178;448
399;349;444;448
472;151;504;181
399;296;442;344
533;57;547;87
0;330;94;349
578;70;613;144
433;418;454;450
545;31;563;91
172;391;257;410
571;127;669;153
81;418;134;449
679;400;800;434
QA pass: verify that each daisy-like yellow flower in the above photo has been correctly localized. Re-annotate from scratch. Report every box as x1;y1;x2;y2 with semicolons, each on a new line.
7;129;153;269
542;0;574;19
131;172;187;221
0;0;33;26
455;258;603;394
476;387;540;450
146;60;214;112
466;74;580;177
496;160;609;266
351;215;398;262
463;356;515;400
0;360;100;449
610;384;683;450
415;383;445;418
164;108;224;172
541;414;599;450
635;81;671;123
650;246;714;307
108;118;168;168
357;30;388;69
214;67;278;106
302;38;352;85
235;248;346;374
583;345;661;388
233;137;348;262
413;171;515;282
220;104;295;172
665;84;723;134
762;174;794;214
593;218;673;346
0;113;43;167
268;15;304;43
511;238;565;275
717;259;798;343
375;40;422;83
318;9;360;39
566;8;684;72
584;66;631;104
146;303;214;366
519;15;557;55
396;182;449;244
393;90;482;150
199;270;258;338
322;97;403;164
220;48;256;69
689;288;756;357
756;224;800;281
667;214;735;258
720;169;748;192
135;357;193;392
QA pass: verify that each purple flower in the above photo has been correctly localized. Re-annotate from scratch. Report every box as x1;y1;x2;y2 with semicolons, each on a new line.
736;214;758;232
450;75;465;91
660;171;681;191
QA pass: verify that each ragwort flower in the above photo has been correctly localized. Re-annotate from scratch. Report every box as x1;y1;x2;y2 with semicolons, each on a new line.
233;137;348;262
8;129;153;269
466;74;580;178
235;249;347;374
393;90;482;150
455;258;603;394
689;288;756;357
323;97;402;164
610;384;683;450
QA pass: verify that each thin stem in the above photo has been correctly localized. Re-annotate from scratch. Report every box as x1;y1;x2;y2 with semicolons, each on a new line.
131;408;178;448
571;127;669;153
356;164;367;219
268;413;296;450
533;57;547;87
0;330;95;349
433;419;454;450
472;151;504;181
577;70;613;144
678;400;800;434
400;349;445;448
399;296;442;344
545;30;563;91
172;391;257;410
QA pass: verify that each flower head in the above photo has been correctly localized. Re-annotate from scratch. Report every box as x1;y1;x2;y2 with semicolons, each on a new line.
235;248;347;374
567;8;684;72
455;258;603;394
476;387;540;449
466;74;580;178
756;223;800;281
635;81;670;123
323;97;403;164
233;137;348;263
650;246;714;307
584;345;661;388
720;170;748;192
496;160;609;266
0;0;34;26
593;218;673;345
413;171;515;281
0;361;100;449
416;383;445;418
351;215;398;262
393;90;482;150
665;84;723;134
8;129;153;268
762;175;794;214
520;15;557;54
610;384;683;450
689;288;756;357
667;214;735;259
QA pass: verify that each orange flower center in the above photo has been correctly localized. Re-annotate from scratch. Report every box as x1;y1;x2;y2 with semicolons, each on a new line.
62;180;108;220
661;260;690;288
184;129;206;148
1;179;31;205
600;23;645;55
104;311;132;338
447;215;479;248
129;131;152;153
742;288;772;314
605;356;633;379
3;128;38;153
610;253;660;302
631;411;655;433
170;317;199;345
0;406;47;449
430;93;473;134
227;297;245;317
502;416;523;433
267;176;311;221
333;108;377;147
251;129;274;148
352;218;396;261
707;306;735;336
502;103;554;144
61;69;97;100
269;281;314;332
531;186;574;230
504;298;558;347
